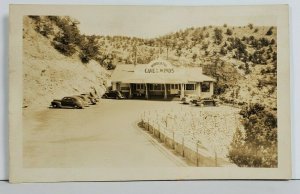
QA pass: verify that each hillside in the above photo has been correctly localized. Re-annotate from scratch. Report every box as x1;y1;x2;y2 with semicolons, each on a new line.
96;24;277;108
23;16;109;108
25;15;277;109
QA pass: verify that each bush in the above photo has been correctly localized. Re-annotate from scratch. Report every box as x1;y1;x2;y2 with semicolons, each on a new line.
248;23;254;29
228;103;278;167
53;40;76;56
35;22;54;37
213;28;223;45
226;28;233;36
78;35;100;63
28;15;41;21
266;27;274;35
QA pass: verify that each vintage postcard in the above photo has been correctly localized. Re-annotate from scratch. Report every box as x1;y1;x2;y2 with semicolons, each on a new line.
9;4;291;182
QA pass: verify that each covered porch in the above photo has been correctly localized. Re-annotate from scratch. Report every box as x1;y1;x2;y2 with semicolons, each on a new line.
113;82;214;100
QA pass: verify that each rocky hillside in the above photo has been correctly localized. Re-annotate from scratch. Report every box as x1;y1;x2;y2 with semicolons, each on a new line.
23;16;109;108
96;24;277;109
24;15;277;109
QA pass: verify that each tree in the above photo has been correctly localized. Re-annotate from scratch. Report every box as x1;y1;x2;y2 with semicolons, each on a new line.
228;103;278;167
266;27;274;35
248;23;254;29
213;28;223;45
79;35;100;63
225;28;233;36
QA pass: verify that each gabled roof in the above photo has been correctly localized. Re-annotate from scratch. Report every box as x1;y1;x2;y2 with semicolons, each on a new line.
110;64;135;82
110;60;215;83
187;67;216;82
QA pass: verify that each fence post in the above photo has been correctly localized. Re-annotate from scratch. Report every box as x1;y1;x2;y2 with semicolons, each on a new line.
215;150;218;167
172;131;175;149
182;137;185;157
196;141;199;167
147;112;150;131
158;123;161;141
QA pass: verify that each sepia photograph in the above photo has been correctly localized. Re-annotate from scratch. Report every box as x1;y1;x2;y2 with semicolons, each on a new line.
9;5;291;182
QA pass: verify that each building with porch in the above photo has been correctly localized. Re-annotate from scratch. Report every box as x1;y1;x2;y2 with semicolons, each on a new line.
110;59;215;99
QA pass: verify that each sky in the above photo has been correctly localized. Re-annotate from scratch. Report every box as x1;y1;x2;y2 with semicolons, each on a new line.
72;5;277;38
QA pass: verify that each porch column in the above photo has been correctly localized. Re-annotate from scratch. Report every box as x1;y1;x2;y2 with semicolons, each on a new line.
129;84;132;99
197;82;201;96
145;83;149;99
209;82;214;96
164;84;167;99
112;82;117;90
180;83;185;99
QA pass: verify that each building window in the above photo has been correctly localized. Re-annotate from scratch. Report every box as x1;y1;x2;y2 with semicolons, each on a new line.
153;84;162;90
149;84;153;90
186;84;195;90
121;87;130;90
201;82;210;92
171;84;179;89
136;84;144;90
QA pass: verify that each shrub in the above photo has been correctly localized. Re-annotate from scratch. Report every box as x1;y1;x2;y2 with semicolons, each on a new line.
220;47;227;55
28;15;41;21
52;41;76;56
35;22;54;37
226;28;233;36
248;23;254;29
266;27;274;35
79;53;90;63
213;28;223;45
78;35;100;63
228;103;278;167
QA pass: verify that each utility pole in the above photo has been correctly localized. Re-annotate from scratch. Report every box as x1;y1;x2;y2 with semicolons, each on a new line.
166;46;169;60
133;44;137;65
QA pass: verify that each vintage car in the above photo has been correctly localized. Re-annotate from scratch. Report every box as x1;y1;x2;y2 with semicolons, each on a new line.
102;90;125;99
181;94;200;104
191;97;219;107
80;93;97;105
74;95;90;107
51;96;84;109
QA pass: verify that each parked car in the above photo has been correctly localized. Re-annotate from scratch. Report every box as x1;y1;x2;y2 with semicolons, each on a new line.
191;97;219;107
51;96;84;109
181;94;200;104
74;95;90;107
102;90;125;99
80;93;97;105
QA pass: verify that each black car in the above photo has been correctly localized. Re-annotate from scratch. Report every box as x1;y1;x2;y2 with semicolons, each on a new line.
102;90;125;99
191;98;219;107
80;93;97;105
51;96;84;109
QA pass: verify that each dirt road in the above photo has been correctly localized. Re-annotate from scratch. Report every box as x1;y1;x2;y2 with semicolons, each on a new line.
23;99;190;168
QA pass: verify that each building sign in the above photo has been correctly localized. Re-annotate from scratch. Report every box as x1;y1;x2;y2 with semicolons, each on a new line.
144;60;175;74
144;68;174;73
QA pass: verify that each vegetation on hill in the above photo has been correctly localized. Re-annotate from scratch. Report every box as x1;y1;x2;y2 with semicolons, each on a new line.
23;16;108;107
228;103;277;167
29;16;277;110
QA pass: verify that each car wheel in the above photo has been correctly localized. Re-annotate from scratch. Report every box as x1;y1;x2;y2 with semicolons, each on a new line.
116;96;119;100
102;94;108;99
52;104;57;108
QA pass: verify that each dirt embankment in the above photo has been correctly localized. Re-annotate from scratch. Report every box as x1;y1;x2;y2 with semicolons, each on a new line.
23;17;109;108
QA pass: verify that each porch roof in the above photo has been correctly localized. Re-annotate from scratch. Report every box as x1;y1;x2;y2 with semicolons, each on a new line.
111;63;215;84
